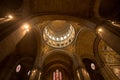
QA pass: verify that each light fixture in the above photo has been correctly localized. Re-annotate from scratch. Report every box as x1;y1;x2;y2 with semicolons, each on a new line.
98;28;102;32
33;70;36;73
97;28;102;33
23;23;30;32
111;21;120;27
112;21;115;24
8;15;13;19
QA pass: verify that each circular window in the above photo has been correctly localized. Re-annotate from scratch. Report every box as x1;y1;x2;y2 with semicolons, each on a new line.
43;20;75;48
16;64;21;72
91;63;96;70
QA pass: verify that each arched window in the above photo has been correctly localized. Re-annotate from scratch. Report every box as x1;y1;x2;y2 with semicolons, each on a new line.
53;69;62;80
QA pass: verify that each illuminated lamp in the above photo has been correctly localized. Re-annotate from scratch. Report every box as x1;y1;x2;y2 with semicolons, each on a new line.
97;28;103;33
23;23;30;32
6;14;14;19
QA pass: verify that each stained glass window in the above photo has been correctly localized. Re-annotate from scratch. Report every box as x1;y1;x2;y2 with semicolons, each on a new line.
16;64;21;72
91;63;96;70
53;69;62;80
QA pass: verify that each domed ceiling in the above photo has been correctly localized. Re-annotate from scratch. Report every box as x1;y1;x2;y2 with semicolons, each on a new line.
43;20;75;48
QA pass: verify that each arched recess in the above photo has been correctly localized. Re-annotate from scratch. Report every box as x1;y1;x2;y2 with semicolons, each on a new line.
41;50;77;80
8;57;34;80
76;27;97;58
0;56;34;80
0;21;42;80
94;36;120;80
83;58;105;80
27;14;97;65
0;20;41;80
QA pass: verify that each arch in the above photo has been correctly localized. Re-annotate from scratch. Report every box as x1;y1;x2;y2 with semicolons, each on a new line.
41;49;75;67
40;50;76;80
25;15;96;29
94;38;120;80
82;58;105;80
23;15;98;80
1;56;34;80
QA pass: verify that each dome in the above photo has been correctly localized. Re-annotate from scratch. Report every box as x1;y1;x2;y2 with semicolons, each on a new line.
43;20;75;48
47;20;70;35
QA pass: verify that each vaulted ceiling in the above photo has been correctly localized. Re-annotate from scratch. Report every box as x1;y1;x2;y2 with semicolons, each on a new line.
0;0;120;20
0;1;120;79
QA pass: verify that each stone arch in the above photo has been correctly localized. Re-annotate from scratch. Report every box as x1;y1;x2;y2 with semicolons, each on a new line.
2;57;34;80
40;50;77;80
82;58;105;80
41;49;77;67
